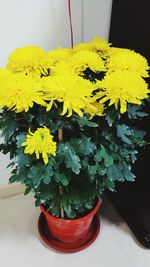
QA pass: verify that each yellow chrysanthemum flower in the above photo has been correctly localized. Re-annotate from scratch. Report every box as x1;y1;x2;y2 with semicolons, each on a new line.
92;37;111;54
42;74;98;117
73;42;93;52
107;49;149;77
7;46;48;75
0;70;46;112
49;61;75;77
69;51;106;74
108;47;131;57
84;101;105;119
97;70;149;113
0;69;11;81
22;127;56;164
74;37;111;57
46;48;72;69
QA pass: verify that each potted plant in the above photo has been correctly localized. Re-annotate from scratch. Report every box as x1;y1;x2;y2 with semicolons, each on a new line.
0;37;149;252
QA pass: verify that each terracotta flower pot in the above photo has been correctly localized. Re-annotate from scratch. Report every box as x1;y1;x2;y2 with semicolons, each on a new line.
40;200;100;244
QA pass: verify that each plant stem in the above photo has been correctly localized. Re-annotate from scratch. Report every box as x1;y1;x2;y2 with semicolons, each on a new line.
58;128;63;141
58;128;64;219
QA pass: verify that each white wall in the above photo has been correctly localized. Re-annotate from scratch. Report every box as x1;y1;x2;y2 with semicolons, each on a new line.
83;0;112;42
0;0;112;185
0;0;83;68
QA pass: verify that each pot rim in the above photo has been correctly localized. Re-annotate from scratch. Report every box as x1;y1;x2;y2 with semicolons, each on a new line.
40;199;100;222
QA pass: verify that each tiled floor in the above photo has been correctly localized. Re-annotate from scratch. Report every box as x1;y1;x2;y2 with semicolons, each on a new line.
0;194;150;267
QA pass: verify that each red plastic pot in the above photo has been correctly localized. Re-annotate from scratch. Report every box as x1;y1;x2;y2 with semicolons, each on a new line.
40;200;100;244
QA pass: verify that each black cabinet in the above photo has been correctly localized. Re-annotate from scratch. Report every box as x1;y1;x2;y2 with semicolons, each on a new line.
107;0;150;248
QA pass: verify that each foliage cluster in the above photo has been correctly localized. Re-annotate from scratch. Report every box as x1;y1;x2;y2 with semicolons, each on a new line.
0;37;149;218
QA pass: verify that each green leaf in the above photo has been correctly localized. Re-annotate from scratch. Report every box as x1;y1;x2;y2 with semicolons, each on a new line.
39;191;50;203
130;128;146;146
105;108;117;126
43;158;55;184
124;170;136;181
21;170;30;184
24;113;34;122
97;163;107;176
82;137;96;155
35;198;44;206
74;115;98;128
15;149;33;168
88;165;97;181
81;157;88;169
104;177;115;191
64;203;76;218
94;149;103;162
104;133;114;143
36;115;63;134
27;165;45;188
48;202;60;217
24;186;31;195
7;161;15;169
54;171;69;186
95;146;113;166
133;129;146;139
85;202;94;210
1;111;17;141
42;171;51;184
97;180;105;194
71;136;96;156
58;142;81;174
16;133;26;148
117;124;131;144
37;115;52;127
107;164;124;182
61;175;69;186
9;174;19;183
127;105;148;119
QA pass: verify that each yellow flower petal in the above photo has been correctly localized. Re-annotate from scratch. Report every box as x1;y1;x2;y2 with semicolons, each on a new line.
107;49;149;77
22;127;56;164
42;74;97;117
0;71;46;112
97;70;149;113
7;46;48;76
